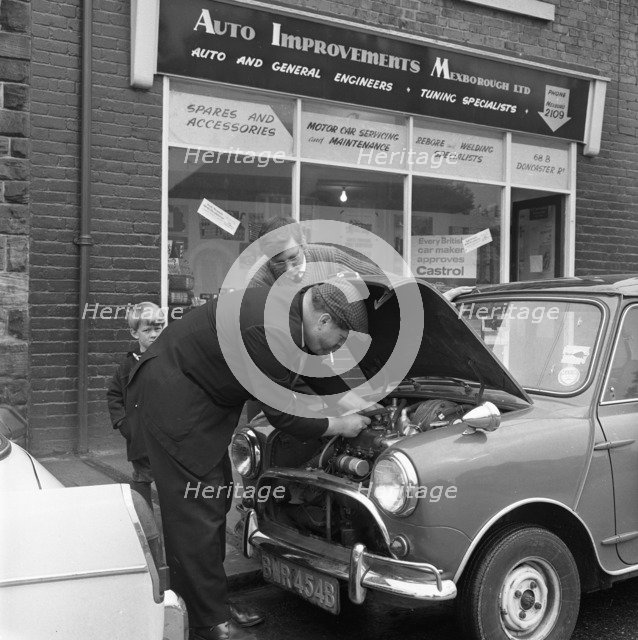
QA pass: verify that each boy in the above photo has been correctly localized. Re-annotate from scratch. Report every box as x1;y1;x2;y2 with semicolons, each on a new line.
107;301;165;509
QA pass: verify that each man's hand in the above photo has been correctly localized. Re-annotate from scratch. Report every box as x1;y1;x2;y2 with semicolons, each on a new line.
325;413;371;437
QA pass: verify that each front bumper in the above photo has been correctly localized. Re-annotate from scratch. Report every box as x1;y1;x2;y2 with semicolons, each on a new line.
243;509;457;605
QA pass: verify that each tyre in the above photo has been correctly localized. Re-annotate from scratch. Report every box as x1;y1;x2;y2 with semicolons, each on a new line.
457;524;580;640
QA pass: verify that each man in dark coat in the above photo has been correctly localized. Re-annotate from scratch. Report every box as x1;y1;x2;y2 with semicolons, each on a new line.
127;280;371;640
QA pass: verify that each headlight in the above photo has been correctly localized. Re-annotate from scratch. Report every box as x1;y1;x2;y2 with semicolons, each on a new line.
371;451;418;516
230;428;261;479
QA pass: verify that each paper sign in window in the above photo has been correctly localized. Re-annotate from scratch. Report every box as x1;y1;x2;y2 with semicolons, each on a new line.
197;199;240;236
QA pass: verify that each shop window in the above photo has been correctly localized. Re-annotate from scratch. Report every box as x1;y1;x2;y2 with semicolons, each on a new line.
164;82;576;306
299;164;405;275
168;147;293;312
167;82;296;316
301;102;407;170
411;178;501;289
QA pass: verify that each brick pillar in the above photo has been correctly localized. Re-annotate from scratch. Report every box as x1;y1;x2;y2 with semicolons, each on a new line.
0;0;30;421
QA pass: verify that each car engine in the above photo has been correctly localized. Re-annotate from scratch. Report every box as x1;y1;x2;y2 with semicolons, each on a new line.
314;397;470;481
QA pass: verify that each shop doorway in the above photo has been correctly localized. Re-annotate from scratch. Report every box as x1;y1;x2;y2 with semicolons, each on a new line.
511;194;564;282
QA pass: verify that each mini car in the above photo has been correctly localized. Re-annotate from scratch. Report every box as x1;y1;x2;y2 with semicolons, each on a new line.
0;435;187;640
231;274;638;640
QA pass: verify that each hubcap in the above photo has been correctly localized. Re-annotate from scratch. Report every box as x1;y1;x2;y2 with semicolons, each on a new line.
499;557;561;639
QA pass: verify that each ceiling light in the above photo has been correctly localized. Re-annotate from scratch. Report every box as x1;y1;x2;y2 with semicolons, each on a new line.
339;187;348;203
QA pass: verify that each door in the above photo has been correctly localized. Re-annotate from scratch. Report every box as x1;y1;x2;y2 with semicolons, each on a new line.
598;304;638;565
511;195;563;282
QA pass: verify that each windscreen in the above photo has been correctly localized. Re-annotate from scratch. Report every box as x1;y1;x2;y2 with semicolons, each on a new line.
458;299;602;393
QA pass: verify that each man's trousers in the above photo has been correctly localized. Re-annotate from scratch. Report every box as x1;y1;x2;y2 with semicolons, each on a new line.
144;426;234;628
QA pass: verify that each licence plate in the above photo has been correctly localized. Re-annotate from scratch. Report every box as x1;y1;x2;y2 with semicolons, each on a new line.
261;552;340;614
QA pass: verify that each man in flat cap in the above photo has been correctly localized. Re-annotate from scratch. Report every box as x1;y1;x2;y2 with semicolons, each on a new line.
127;279;371;640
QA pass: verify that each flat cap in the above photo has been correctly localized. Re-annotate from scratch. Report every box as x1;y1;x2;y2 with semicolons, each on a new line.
314;277;368;334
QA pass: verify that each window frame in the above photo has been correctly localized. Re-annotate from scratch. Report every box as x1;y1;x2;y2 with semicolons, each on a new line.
161;75;577;307
601;303;638;405
459;295;608;398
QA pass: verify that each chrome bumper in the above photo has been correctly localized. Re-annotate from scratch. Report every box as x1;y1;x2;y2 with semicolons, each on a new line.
243;509;457;604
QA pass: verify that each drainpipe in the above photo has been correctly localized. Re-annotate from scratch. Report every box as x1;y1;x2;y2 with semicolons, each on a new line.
74;0;94;453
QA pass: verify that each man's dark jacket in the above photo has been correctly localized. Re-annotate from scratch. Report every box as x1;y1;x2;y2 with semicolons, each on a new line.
126;287;329;477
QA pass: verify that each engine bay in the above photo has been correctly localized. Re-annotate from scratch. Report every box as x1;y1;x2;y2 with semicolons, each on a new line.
247;390;505;551
311;396;472;482
258;395;474;552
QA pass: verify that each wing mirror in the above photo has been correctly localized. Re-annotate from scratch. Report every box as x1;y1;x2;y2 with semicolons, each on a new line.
456;401;501;435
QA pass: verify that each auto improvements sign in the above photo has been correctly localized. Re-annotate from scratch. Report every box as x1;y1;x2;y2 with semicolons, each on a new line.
157;0;593;142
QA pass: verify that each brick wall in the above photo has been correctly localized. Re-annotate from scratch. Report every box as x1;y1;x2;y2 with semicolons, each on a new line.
575;2;638;274
0;0;30;420
86;0;162;453
29;0;162;455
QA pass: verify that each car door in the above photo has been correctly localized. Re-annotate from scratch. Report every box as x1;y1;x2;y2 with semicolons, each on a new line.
597;302;638;565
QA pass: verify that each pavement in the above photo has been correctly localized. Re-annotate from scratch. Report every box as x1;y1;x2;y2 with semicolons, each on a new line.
37;448;262;590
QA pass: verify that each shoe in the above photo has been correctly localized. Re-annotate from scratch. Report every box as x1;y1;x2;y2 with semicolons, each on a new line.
191;620;257;640
229;601;265;627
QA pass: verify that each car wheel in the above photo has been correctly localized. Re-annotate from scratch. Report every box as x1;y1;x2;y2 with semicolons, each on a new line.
457;524;580;640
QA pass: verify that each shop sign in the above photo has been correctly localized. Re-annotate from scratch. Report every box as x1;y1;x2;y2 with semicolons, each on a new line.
301;112;407;167
510;140;569;190
169;90;293;154
158;0;592;141
411;235;477;279
412;123;503;179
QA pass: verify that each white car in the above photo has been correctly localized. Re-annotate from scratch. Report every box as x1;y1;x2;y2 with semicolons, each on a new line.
0;433;187;640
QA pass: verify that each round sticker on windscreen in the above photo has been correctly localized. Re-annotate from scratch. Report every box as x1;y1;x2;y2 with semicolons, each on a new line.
558;366;581;387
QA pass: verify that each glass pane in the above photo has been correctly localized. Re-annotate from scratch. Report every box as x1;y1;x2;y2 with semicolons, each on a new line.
460;299;602;394
301;102;407;169
299;164;404;275
411;178;501;289
604;307;638;402
513;198;562;281
169;80;295;156
168;147;292;310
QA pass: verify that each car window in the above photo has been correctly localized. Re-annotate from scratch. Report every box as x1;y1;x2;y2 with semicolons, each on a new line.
459;299;602;393
603;305;638;402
